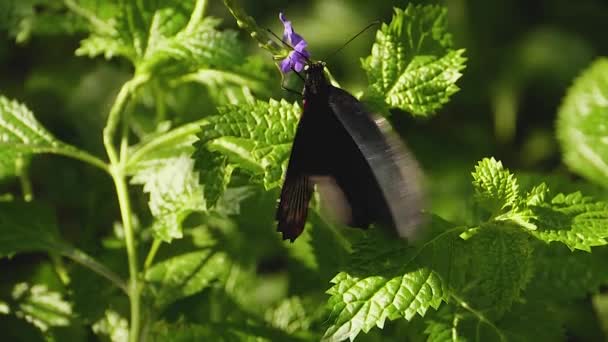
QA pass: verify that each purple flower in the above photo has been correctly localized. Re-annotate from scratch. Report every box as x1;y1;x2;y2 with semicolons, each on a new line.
279;12;310;73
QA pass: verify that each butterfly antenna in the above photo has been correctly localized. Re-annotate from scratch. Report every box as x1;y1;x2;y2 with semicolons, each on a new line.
325;20;380;61
266;28;311;63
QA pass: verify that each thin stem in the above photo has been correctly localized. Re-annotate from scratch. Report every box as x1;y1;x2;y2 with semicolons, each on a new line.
185;0;208;34
104;75;149;166
152;80;167;123
144;239;162;270
60;247;128;294
53;147;110;174
451;294;506;341
112;169;141;342
127;119;205;169
16;157;33;202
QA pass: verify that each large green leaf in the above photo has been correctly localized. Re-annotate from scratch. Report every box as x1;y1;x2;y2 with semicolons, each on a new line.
557;58;608;188
0;95;89;179
324;220;463;341
528;192;608;251
362;4;466;116
194;99;300;194
131;154;205;242
145;248;228;308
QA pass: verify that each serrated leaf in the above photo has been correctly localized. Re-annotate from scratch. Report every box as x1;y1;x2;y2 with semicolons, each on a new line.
264;297;311;334
194;99;300;192
75;1;192;63
528;192;608;251
466;223;533;316
131;154;205;242
92;309;129;342
140;16;243;76
11;283;72;332
192;150;234;208
527;244;608;300
145;249;229;308
324;220;464;341
0;95;81;179
557;58;608;188
362;5;466;116
0;202;66;257
472;157;519;214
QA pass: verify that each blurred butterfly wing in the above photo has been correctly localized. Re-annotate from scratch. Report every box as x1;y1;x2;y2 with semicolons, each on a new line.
327;86;425;240
276;109;315;242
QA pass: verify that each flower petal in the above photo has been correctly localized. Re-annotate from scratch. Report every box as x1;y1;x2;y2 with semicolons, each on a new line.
280;57;292;73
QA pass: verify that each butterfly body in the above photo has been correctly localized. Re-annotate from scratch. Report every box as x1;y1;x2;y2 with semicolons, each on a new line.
276;62;423;242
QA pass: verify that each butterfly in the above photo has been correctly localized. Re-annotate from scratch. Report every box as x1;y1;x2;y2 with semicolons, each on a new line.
274;14;424;242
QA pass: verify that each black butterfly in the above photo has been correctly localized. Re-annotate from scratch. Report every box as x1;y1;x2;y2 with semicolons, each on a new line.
276;62;425;242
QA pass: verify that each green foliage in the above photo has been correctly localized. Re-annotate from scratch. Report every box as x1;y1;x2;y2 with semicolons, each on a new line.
362;5;466;116
1;1;607;342
194;99;301;199
0;202;65;257
557;58;608;188
7;283;73;332
472;157;519;214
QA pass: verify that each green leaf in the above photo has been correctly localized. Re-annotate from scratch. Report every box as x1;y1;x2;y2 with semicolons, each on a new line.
145;248;228;308
92;309;129;342
0;202;65;257
528;192;608;251
192;150;234;208
471;157;519;214
465;223;533;316
527;244;608;300
324;220;463;341
10;283;72;332
140;16;243;76
362;5;466;116
0;95;104;178
75;1;192;63
131;154;205;242
0;96;60;178
264;297;311;335
557;58;608;188
1;0;86;43
194;99;300;192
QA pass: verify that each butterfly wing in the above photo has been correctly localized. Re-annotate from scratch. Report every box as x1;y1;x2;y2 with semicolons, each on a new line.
327;86;425;240
275;109;316;242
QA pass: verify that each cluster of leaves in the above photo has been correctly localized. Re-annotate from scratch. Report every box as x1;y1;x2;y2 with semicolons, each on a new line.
0;0;607;341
